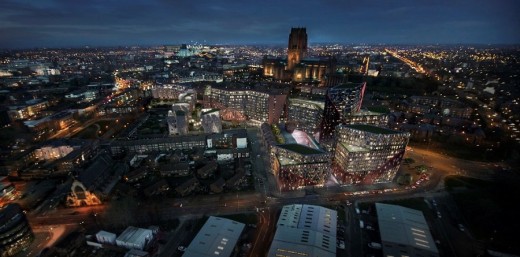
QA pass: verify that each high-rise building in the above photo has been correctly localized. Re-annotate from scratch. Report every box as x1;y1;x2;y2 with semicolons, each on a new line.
271;143;330;190
287;98;324;137
321;82;366;140
0;204;34;257
333;124;410;184
203;83;288;125
287;28;307;70
262;122;330;191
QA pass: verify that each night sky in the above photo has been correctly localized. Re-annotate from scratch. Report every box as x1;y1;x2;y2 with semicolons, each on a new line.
1;0;519;49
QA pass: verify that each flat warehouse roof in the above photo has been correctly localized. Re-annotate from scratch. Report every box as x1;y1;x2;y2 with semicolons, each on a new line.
183;216;245;257
376;203;439;255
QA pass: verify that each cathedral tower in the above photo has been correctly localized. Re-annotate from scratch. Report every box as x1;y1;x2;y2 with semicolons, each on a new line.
287;27;307;70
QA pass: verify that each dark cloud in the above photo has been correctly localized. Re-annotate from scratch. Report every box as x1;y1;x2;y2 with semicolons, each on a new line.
0;0;519;48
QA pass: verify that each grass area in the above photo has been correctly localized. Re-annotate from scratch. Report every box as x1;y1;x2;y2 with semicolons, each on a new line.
217;213;258;225
446;176;520;253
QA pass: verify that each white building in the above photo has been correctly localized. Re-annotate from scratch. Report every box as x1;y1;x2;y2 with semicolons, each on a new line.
201;109;222;134
183;216;245;257
34;145;75;160
268;204;337;257
167;110;188;135
376;203;439;257
115;226;154;251
96;230;117;245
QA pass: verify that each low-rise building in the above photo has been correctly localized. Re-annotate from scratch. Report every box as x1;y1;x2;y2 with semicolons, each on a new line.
110;135;206;155
268;204;337;257
175;177;199;197
143;179;169;197
116;226;154;251
183;216;245;257
158;162;190;177
197;161;218;179
376;203;439;257
210;178;226;193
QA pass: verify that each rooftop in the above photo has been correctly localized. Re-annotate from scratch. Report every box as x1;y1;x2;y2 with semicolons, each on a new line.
277;143;324;155
289;98;325;110
201;108;220;115
340;143;369;153
268;204;337;257
116;226;153;248
183;216;245;257
376;203;439;255
346;124;400;134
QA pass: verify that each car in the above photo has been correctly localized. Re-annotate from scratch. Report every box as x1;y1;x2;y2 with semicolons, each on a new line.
368;242;382;249
366;225;375;231
337;240;346;249
178;246;186;252
437;211;442;218
458;224;465;231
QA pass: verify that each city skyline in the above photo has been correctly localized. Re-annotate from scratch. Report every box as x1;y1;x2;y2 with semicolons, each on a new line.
1;0;520;49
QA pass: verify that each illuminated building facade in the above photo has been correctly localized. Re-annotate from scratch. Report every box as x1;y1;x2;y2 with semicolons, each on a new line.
263;28;336;83
333;124;410;184
110;135;206;155
321;82;366;140
66;180;102;207
287;98;324;136
0;204;34;257
203;84;288;125
343;107;390;127
292;58;336;82
287;28;307;70
151;84;190;100
270;143;330;191
7;99;49;120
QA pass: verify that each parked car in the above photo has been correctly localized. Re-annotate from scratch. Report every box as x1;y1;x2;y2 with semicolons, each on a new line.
337;240;345;249
368;242;382;249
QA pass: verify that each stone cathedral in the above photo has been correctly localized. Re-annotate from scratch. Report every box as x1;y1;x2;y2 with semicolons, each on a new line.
263;27;336;83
